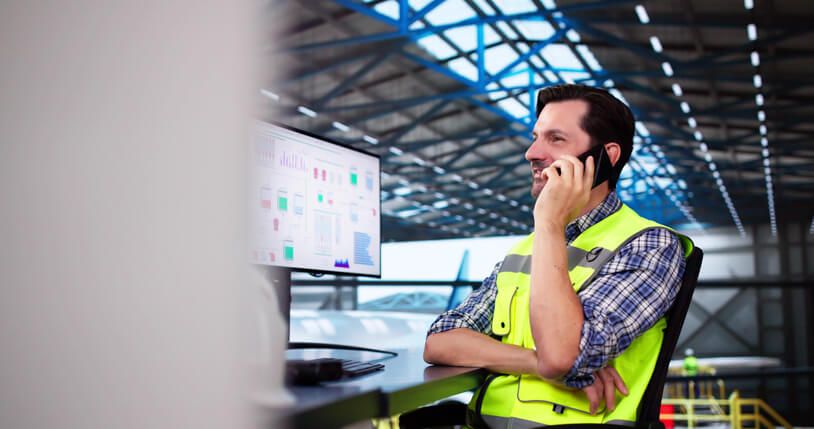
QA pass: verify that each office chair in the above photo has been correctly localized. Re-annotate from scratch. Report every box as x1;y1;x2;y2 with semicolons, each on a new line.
400;246;703;429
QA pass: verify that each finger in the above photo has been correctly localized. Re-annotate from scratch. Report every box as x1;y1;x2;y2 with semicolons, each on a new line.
590;377;604;414
601;370;615;411
609;367;629;396
551;159;574;184
583;154;595;190
560;155;584;184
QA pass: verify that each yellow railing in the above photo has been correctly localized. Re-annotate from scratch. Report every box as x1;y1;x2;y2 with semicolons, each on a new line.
661;390;792;429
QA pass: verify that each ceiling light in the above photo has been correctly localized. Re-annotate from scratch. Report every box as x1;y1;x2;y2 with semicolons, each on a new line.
762;148;769;157
392;186;412;196
363;135;379;145
661;62;674;77
672;83;683;96
747;24;757;41
468;181;479;189
496;194;507;201
332;121;350;132
759;124;767;135
649;36;663;53
699;143;708;152
297;106;318;117
483;188;494;195
680;101;691;113
260;89;280;101
433;166;445;174
688;117;697;128
761;137;768;147
755;94;764;106
753;74;763;88
757;110;766;121
635;5;650;23
694;131;703;141
451;174;463;182
750;51;760;67
744;0;754;9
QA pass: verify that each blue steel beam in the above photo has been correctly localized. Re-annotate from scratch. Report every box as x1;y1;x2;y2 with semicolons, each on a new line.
317;84;532;113
409;0;444;25
311;51;395;108
381;99;452;149
283;3;642;54
485;28;568;85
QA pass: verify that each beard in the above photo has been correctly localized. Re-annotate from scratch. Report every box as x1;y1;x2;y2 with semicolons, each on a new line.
529;160;548;199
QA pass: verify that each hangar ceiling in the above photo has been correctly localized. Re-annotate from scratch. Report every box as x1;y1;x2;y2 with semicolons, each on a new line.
263;0;814;241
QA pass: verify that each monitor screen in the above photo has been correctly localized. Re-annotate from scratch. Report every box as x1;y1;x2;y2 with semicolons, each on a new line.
249;120;381;277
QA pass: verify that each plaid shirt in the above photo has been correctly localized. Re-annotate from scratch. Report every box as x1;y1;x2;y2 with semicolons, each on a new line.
427;191;685;388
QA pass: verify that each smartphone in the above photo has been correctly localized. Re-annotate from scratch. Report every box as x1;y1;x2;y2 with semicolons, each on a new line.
576;144;614;189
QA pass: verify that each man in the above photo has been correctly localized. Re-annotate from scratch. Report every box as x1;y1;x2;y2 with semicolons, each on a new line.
424;84;690;427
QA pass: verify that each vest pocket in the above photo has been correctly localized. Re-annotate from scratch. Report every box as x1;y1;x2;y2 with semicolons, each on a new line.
491;284;516;337
516;374;604;416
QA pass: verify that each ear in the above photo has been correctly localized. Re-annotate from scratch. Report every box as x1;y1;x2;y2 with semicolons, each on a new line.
604;142;622;167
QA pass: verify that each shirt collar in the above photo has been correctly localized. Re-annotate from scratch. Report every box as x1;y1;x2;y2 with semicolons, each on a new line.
565;191;622;242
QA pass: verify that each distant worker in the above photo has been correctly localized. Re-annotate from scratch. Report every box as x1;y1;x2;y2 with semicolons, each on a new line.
683;348;699;398
424;84;693;426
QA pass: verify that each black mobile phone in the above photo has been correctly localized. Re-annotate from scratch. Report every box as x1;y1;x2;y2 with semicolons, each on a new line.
577;144;614;189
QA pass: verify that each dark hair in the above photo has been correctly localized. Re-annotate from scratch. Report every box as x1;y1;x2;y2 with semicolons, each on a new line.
535;84;634;189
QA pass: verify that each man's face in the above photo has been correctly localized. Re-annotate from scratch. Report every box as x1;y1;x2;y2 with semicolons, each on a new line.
526;99;593;199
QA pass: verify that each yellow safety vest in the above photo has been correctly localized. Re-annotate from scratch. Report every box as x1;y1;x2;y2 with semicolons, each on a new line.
468;204;693;428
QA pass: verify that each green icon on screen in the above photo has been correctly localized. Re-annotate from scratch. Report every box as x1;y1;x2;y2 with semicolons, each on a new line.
284;246;294;259
278;197;288;211
318;194;323;202
350;173;358;185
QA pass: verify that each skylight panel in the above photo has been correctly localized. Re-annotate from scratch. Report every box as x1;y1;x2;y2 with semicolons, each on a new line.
541;44;583;70
484;44;520;75
543;70;559;83
443;25;478;53
497;98;530;118
500;72;530;88
518;92;531;105
560;71;591;84
515;20;557;41
408;0;435;9
447;57;480;82
468;0;495;14
483;25;501;45
493;0;538;14
416;34;458;60
540;0;557;9
372;0;400;20
576;45;602;71
495;21;518;39
566;30;581;43
424;0;476;26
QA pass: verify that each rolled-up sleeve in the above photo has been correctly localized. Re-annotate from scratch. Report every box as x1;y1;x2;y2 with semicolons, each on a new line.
427;261;501;336
562;228;685;388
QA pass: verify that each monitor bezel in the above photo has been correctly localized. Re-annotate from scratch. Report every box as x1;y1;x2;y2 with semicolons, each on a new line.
253;119;383;279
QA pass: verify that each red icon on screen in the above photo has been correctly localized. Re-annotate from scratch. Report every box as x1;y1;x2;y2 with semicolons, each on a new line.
261;199;271;209
372;208;376;216
273;218;279;231
322;169;327;181
269;252;275;262
313;168;318;179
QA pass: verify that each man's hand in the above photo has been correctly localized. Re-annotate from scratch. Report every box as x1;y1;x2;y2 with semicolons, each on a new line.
581;366;629;415
533;155;595;231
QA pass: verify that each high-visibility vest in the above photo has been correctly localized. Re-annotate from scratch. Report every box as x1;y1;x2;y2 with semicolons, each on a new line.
467;204;693;428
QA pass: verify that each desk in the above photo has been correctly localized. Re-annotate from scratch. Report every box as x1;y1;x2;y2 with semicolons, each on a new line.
271;348;486;428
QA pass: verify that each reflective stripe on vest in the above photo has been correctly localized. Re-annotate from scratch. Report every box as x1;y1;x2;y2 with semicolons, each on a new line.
471;203;693;426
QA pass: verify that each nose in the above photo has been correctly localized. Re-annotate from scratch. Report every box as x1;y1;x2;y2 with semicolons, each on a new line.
525;136;546;163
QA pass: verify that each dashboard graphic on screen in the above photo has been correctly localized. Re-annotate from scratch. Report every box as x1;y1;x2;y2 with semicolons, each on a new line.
249;120;381;277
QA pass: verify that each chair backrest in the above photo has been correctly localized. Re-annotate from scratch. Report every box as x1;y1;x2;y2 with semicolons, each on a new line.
637;246;704;425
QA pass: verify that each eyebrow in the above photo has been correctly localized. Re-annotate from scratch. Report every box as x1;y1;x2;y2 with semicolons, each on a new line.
533;128;569;138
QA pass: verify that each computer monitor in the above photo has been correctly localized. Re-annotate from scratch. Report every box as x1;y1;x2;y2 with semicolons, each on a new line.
249;120;381;339
249;120;381;277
